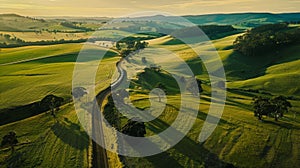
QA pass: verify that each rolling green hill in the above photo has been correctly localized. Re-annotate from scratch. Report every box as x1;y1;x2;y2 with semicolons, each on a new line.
0;14;84;32
0;43;119;109
0;42;121;167
0;103;90;168
111;31;300;167
0;14;300;168
132;13;300;28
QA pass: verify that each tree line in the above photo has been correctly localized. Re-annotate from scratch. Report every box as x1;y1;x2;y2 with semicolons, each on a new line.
171;25;238;39
0;38;87;48
233;23;300;56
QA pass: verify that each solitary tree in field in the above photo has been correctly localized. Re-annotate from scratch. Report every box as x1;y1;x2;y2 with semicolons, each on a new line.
40;94;64;117
154;82;167;102
72;87;87;99
141;57;147;64
1;131;18;153
252;95;292;121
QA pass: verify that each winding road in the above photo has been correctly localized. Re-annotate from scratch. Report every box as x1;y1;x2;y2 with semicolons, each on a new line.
92;59;126;168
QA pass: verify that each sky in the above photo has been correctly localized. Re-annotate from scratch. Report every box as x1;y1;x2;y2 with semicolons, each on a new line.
0;0;299;17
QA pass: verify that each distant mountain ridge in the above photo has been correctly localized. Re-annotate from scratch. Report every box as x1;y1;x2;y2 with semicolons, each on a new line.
0;12;299;31
183;13;300;27
112;12;300;28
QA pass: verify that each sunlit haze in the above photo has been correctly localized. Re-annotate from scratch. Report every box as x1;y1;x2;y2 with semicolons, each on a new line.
0;0;299;17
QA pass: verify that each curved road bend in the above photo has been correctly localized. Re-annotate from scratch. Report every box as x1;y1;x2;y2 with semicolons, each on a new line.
92;59;126;168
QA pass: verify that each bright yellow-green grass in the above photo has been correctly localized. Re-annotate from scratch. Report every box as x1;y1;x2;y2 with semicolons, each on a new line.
0;103;91;167
116;34;300;167
0;29;147;45
161;32;300;97
123;92;300;167
227;44;300;96
0;42;121;167
0;43;119;109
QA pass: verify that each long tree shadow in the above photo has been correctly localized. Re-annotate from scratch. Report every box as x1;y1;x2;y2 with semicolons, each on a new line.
50;118;89;150
261;119;300;130
225;44;300;81
122;116;235;168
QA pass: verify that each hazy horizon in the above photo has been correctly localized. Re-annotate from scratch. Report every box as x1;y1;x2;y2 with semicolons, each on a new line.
0;0;299;17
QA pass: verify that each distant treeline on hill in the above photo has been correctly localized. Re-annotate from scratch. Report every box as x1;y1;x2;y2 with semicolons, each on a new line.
171;25;239;39
0;38;87;48
59;21;94;32
233;23;300;56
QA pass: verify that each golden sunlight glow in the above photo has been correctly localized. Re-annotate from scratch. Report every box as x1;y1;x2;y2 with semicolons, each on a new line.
0;0;299;17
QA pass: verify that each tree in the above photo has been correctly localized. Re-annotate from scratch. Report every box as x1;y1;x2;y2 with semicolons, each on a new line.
116;42;121;50
233;23;300;57
72;87;87;99
187;78;203;97
141;57;147;64
253;96;273;120
252;95;292;121
40;94;64;117
103;95;121;130
270;95;292;121
121;118;146;137
120;49;132;57
1;132;18;153
154;82;167;102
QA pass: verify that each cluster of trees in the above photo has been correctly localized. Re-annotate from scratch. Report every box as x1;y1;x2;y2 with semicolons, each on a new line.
0;33;25;44
121;118;146;137
60;22;93;32
103;95;146;137
233;23;300;56
103;95;120;129
253;95;292;121
116;38;148;57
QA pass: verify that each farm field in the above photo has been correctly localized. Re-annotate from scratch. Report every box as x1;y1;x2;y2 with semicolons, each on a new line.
0;12;300;168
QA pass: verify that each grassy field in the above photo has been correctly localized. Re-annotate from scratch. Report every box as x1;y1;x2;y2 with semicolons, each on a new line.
0;103;91;168
111;34;300;167
0;43;119;109
0;19;300;167
0;41;122;167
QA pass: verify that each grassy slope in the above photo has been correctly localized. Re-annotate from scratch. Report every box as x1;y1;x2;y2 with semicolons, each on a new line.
0;42;121;167
0;14;79;32
119;34;300;167
0;43;119;109
209;32;300;96
0;104;90;168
